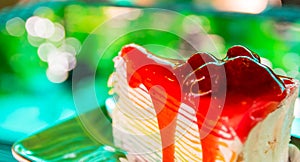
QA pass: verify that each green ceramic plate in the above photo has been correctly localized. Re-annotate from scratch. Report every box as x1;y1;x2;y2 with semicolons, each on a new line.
12;106;126;162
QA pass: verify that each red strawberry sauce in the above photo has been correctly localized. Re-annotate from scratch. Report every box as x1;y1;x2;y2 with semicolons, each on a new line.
119;44;294;162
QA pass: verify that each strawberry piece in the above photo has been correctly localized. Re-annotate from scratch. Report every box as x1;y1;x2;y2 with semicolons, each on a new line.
226;45;260;62
224;56;286;100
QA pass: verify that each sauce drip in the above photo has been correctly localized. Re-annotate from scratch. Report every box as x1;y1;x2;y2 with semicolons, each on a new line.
121;46;181;161
120;44;289;162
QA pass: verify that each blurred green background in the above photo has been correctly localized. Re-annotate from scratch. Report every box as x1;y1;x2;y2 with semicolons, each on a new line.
0;0;300;161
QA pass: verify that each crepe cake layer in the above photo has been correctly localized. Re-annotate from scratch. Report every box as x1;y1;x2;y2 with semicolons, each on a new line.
109;44;298;162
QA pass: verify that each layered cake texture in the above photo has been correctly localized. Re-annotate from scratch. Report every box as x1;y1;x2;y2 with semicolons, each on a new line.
109;44;298;162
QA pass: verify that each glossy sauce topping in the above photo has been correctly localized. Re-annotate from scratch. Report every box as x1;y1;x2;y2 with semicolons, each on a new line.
120;44;291;162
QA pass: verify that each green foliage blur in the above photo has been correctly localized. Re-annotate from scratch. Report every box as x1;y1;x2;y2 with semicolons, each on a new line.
0;1;299;117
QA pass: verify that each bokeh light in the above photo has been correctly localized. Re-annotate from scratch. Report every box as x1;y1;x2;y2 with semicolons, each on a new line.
25;16;55;38
47;52;69;74
213;0;268;14
273;68;287;76
34;6;55;19
23;11;81;83
27;34;45;47
46;67;68;83
65;37;81;54
49;23;65;42
5;17;25;37
38;42;57;62
34;17;55;39
261;57;273;68
283;53;300;71
59;43;76;56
